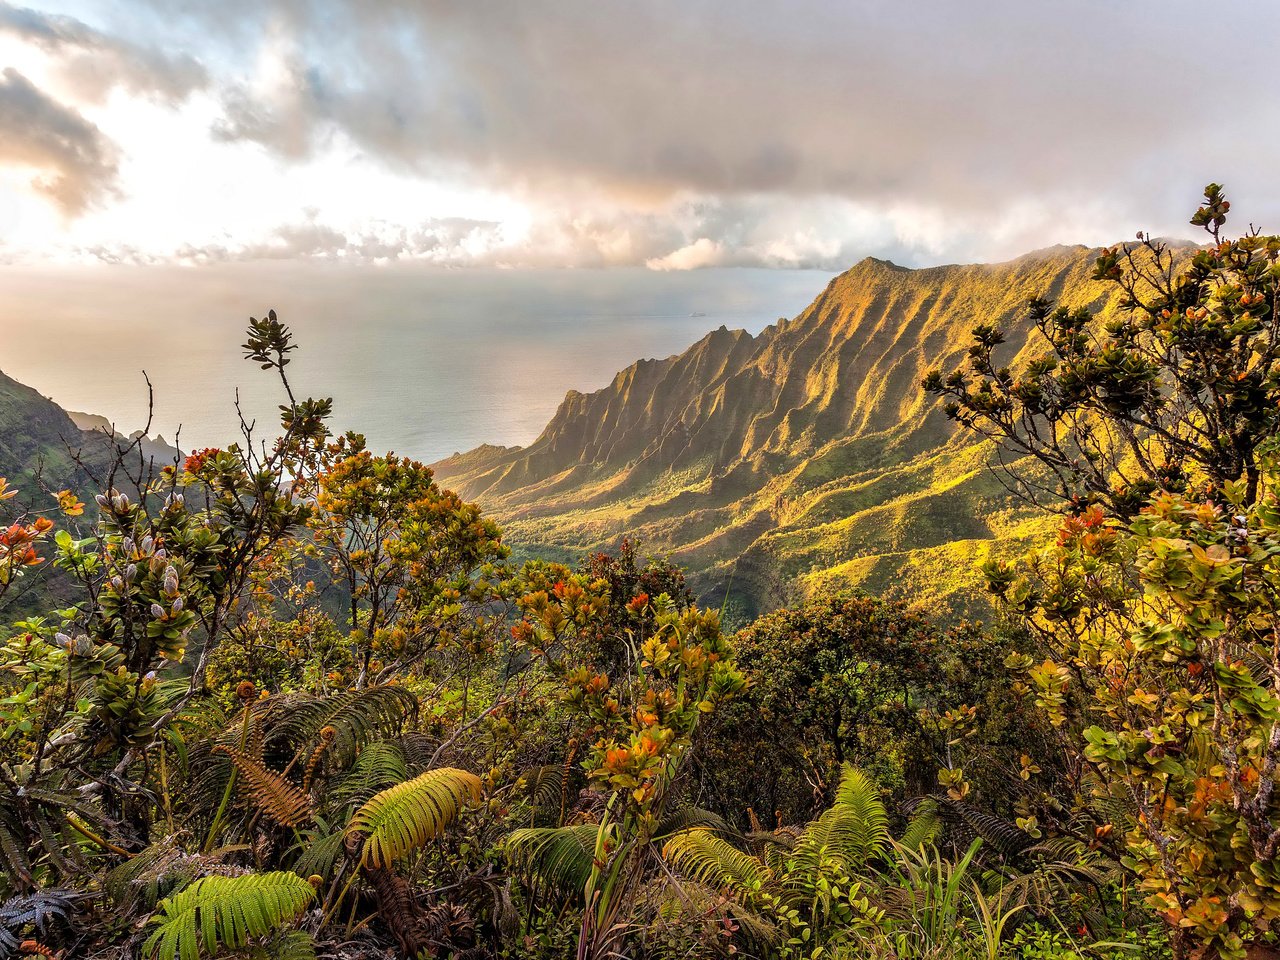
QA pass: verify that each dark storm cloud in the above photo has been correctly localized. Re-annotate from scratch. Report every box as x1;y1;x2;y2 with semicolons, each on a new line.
0;1;206;103
0;67;118;214
142;0;1280;237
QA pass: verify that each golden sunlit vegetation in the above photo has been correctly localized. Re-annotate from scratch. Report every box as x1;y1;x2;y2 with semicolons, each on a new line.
432;240;1163;624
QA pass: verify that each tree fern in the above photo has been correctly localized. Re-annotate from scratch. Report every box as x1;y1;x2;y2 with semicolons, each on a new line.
515;764;571;825
899;798;941;852
265;687;418;766
344;767;482;869
931;797;1034;859
213;747;311;827
143;871;316;960
653;805;731;842
289;823;346;882
643;878;780;954
240;929;316;960
0;890;79;957
105;840;247;915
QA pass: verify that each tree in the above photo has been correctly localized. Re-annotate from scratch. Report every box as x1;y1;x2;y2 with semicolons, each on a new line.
924;184;1280;517
986;469;1280;960
0;311;330;878
300;437;507;687
697;593;1039;827
577;537;694;674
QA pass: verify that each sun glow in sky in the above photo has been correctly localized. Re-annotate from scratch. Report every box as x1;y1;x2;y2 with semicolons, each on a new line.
4;0;1280;272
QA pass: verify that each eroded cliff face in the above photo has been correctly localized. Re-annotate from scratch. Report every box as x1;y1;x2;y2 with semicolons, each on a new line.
433;245;1130;620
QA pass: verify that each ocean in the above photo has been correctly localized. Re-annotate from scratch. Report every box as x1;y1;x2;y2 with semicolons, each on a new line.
0;263;828;463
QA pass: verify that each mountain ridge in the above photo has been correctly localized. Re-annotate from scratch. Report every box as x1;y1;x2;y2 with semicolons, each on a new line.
433;242;1154;620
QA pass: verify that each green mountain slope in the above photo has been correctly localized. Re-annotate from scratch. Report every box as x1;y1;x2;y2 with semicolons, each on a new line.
0;368;181;509
0;368;98;495
433;245;1143;621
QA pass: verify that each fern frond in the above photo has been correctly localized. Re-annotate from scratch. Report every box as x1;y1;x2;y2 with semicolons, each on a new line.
791;765;889;874
643;877;780;954
0;890;79;955
932;798;1034;858
654;806;731;841
661;829;770;896
396;732;439;775
900;798;941;851
214;748;311;828
516;765;569;824
344;767;482;869
266;687;418;766
143;871;315;960
243;929;316;960
329;741;408;813
105;839;247;915
290;825;345;883
504;824;599;900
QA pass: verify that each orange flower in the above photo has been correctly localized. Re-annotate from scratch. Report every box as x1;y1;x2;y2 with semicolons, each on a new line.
184;447;221;474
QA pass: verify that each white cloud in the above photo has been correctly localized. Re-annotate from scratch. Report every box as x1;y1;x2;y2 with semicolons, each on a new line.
2;1;1278;268
646;238;725;271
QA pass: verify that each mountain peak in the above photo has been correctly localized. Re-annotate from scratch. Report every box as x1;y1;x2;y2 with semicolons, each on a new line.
434;240;1147;620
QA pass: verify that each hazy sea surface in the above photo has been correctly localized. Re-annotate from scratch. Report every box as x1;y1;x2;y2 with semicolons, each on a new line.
0;263;829;462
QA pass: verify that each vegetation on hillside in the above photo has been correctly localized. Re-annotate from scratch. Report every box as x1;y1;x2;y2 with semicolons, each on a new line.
433;240;1150;622
1;186;1278;960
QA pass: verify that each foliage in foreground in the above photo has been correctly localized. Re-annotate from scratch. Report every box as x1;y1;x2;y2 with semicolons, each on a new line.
8;184;1273;957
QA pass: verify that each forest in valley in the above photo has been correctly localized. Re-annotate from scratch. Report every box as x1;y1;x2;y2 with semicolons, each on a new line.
4;187;1280;960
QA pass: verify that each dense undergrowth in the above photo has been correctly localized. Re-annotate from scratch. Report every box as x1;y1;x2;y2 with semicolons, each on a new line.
2;188;1280;960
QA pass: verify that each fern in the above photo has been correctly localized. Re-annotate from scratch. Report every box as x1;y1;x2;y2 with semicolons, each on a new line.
900;798;941;852
105;839;247;915
265;687;418;766
661;829;771;897
143;871;316;960
213;747;311;828
344;767;482;869
515;765;570;825
287;822;346;884
504;824;600;900
932;797;1035;859
789;764;889;876
0;890;79;956
653;805;731;841
241;930;316;960
328;741;408;813
642;878;780;954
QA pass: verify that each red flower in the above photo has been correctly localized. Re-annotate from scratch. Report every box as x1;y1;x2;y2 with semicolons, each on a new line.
184;447;221;474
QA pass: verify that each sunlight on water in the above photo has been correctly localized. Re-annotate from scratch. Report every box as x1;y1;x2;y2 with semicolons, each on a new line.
0;263;828;461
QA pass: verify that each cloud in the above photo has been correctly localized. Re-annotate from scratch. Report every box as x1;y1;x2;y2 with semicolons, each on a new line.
0;2;206;104
0;67;119;214
646;238;724;271
65;190;1137;271
11;0;1280;266
144;0;1280;231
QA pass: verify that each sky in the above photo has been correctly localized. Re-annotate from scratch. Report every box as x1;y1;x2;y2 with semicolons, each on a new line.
4;0;1280;272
